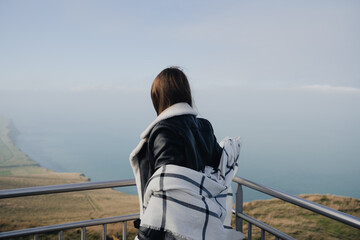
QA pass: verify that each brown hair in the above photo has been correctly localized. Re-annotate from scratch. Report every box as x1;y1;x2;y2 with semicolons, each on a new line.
151;67;192;115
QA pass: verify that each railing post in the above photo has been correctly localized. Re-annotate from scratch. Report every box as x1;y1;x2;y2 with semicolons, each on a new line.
102;224;107;240
58;230;63;240
81;227;86;240
34;234;39;240
248;222;252;240
123;221;127;240
235;183;244;232
261;229;265;240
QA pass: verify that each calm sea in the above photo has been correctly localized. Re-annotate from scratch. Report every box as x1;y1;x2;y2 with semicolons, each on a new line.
2;88;360;202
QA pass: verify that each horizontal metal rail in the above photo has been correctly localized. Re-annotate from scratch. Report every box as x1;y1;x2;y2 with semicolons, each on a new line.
0;214;139;239
231;209;295;240
0;179;136;199
0;179;138;239
233;176;360;229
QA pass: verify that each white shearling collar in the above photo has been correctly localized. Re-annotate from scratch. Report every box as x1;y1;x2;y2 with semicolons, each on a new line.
140;102;197;139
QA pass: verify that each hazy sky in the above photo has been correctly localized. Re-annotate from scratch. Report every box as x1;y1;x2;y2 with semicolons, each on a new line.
1;0;359;92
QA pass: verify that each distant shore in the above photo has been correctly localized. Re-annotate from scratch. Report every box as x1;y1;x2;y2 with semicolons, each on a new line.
6;118;19;145
0;116;89;182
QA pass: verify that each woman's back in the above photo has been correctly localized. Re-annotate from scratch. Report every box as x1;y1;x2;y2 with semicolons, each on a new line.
136;102;223;198
149;114;222;172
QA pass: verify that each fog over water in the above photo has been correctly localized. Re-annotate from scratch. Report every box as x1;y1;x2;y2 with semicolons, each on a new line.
1;86;359;202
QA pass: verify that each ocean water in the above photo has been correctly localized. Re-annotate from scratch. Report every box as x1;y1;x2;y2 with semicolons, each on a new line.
2;88;360;202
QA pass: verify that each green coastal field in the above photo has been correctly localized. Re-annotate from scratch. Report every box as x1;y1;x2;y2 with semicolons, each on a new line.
0;116;359;240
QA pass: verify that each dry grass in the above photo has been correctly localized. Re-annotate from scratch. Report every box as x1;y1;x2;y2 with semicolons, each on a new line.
0;170;140;239
0;170;140;240
237;194;360;240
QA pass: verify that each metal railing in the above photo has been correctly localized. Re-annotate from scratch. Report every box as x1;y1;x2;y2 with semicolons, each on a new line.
0;214;139;240
0;179;139;240
0;179;136;199
1;177;359;239
233;176;360;240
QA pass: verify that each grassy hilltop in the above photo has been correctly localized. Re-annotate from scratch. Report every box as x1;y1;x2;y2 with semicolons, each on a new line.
0;116;359;240
241;195;360;239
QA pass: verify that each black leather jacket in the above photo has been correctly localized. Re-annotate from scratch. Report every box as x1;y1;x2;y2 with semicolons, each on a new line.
131;108;223;240
138;114;222;198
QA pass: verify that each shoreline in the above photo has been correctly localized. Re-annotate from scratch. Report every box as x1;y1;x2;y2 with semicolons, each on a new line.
6;118;19;145
0;116;90;184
